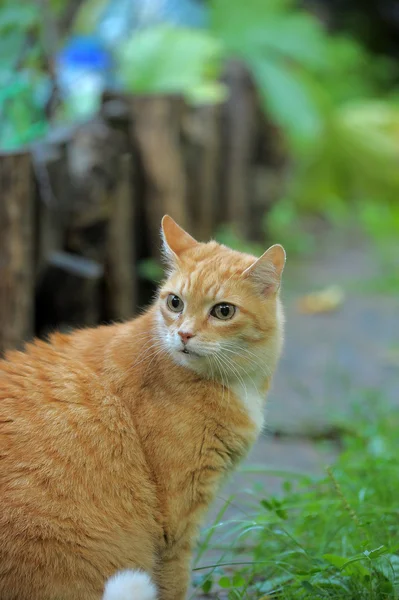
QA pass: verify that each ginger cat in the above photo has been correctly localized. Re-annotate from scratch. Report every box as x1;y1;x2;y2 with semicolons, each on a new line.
0;216;286;600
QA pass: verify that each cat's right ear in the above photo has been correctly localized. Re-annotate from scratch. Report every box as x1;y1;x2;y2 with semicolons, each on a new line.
161;215;198;264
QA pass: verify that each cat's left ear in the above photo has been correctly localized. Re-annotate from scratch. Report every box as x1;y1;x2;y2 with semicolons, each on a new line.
244;244;286;294
161;215;198;263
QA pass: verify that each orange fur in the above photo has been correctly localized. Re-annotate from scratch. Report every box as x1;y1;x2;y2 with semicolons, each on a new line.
0;217;286;600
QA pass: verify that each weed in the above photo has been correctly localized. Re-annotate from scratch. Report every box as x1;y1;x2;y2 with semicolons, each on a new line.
193;402;399;598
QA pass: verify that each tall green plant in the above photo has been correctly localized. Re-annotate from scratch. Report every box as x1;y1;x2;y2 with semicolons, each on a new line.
0;2;51;150
118;25;226;104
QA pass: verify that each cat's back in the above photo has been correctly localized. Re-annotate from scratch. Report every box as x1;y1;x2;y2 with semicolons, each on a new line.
0;326;160;599
0;331;115;463
0;326;146;493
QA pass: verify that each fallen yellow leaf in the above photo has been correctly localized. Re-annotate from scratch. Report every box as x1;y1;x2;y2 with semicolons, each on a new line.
297;285;345;315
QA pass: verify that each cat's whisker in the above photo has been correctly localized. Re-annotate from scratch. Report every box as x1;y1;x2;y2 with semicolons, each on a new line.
217;353;248;403
205;355;218;384
212;354;229;410
211;354;223;391
221;347;272;380
206;356;230;421
219;355;231;410
130;343;163;370
221;344;273;379
204;356;213;381
143;345;169;377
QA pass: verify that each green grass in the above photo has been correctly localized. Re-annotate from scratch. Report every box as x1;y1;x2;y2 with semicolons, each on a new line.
192;402;399;599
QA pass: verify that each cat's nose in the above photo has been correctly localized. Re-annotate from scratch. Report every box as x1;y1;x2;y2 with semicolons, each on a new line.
178;331;195;345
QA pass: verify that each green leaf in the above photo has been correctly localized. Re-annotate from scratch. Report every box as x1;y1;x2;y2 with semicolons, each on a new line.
73;0;109;34
301;580;316;592
251;57;321;145
275;508;288;520
185;82;228;105
218;576;231;589
323;554;351;569
211;0;291;53
0;31;26;72
211;0;328;72
0;4;40;31
258;574;294;593
323;553;371;577
366;545;388;560
201;578;212;594
232;573;246;587
118;26;222;96
255;14;328;70
283;480;293;493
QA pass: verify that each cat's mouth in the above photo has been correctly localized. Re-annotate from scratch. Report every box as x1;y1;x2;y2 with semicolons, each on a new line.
180;347;201;357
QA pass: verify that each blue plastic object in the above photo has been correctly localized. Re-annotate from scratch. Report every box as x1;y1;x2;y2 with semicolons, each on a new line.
56;36;112;120
57;36;111;72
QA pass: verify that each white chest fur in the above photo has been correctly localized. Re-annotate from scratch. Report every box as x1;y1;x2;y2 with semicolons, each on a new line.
230;378;266;435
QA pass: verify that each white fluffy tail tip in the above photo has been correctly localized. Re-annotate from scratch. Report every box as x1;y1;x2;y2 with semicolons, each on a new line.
103;570;157;600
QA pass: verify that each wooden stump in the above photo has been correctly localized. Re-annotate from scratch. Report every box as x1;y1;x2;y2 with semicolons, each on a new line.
222;62;256;236
183;104;221;241
65;118;138;322
33;136;70;275
129;96;190;253
35;252;103;336
106;154;137;320
0;152;34;353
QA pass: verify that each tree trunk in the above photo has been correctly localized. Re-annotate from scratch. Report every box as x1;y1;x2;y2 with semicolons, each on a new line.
129;96;189;254
106;154;137;320
183;104;221;241
33;138;70;275
35;252;103;337
0;152;34;354
222;62;256;236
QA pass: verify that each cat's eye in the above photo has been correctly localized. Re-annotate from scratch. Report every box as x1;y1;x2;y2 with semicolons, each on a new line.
166;294;184;313
211;303;236;320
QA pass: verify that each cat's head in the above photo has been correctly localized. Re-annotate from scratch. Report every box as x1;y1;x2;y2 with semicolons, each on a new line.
155;216;286;380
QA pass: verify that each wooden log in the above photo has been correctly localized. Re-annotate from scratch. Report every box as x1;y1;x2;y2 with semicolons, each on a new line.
221;61;256;237
106;154;137;320
183;103;221;241
66;119;127;262
129;96;189;254
0;152;34;354
35;252;103;337
32;137;70;275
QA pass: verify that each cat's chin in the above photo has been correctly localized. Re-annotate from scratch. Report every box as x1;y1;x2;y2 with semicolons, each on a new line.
171;349;208;373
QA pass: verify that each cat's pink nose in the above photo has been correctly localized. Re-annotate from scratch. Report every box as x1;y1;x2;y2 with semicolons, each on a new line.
178;331;195;345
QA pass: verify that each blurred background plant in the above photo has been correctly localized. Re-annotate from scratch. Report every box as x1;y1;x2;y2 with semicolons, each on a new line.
0;2;50;150
2;0;398;256
192;402;399;599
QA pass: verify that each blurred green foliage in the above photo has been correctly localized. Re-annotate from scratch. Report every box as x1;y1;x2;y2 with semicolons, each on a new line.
0;2;50;150
118;25;227;104
2;0;399;249
193;401;399;598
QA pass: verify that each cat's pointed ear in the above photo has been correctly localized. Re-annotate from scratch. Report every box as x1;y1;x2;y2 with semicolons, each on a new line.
244;244;286;294
161;215;198;262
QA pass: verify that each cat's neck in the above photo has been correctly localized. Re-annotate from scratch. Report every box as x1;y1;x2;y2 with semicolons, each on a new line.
93;309;270;432
61;309;272;425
